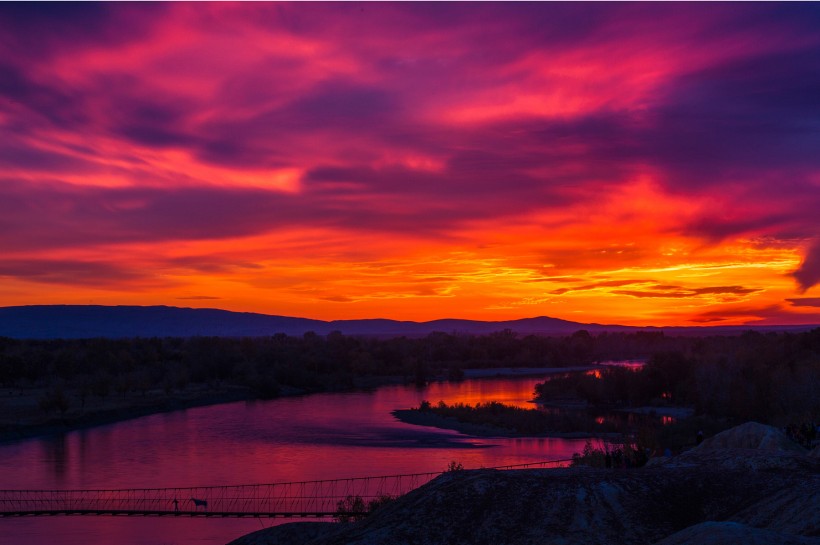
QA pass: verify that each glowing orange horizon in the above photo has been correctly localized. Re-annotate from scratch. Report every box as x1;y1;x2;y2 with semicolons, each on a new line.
0;3;818;327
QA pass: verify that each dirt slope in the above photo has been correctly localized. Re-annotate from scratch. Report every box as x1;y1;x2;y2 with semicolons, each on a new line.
228;422;819;545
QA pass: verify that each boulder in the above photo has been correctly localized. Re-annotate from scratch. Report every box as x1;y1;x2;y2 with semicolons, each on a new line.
687;422;806;453
661;421;812;471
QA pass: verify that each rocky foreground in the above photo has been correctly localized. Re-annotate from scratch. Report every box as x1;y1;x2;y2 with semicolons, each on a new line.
228;422;820;545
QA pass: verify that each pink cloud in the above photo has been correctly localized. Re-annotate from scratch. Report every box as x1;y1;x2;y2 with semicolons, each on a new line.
1;3;819;322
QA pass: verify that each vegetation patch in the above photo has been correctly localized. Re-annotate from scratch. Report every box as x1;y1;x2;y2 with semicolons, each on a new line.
403;400;624;436
334;494;396;522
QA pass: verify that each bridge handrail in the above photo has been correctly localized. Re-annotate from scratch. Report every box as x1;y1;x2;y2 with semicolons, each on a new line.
0;458;573;494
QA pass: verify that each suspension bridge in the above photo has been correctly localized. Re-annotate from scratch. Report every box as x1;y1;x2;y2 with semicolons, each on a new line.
0;459;570;518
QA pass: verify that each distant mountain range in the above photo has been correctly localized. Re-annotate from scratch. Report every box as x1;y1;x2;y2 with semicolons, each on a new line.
0;305;816;339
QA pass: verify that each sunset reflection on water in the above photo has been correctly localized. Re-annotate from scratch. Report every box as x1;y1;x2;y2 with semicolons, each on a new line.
0;373;596;545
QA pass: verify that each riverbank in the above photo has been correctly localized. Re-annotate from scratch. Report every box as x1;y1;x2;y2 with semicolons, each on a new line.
0;378;419;444
0;369;433;443
392;408;613;439
0;384;258;443
0;365;598;444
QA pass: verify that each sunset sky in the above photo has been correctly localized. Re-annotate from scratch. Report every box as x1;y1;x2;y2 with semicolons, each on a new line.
1;2;819;326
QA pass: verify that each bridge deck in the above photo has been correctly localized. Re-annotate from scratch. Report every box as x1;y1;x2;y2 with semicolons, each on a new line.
0;459;569;518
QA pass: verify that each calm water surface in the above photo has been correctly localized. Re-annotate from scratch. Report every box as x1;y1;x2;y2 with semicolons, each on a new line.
0;372;604;545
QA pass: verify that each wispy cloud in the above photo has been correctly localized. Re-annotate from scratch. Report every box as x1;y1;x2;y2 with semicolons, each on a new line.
1;3;819;323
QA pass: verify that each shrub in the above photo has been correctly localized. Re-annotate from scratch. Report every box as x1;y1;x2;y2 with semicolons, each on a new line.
39;386;70;415
334;494;396;522
334;495;367;522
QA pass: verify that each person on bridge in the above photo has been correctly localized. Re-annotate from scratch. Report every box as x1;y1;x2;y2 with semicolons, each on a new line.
173;498;179;513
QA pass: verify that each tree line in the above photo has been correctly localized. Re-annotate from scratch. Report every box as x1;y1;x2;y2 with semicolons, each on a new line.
0;329;666;399
0;328;817;425
535;329;820;426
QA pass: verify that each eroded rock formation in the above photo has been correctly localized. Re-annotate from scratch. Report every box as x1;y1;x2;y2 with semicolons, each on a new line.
228;422;820;545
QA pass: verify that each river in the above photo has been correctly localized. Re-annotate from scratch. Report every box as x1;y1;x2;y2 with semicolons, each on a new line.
0;370;615;545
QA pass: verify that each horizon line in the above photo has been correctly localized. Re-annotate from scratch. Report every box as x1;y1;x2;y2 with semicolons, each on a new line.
2;304;817;330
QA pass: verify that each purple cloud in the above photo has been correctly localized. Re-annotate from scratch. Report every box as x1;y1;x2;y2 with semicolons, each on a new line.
0;258;151;287
794;242;820;292
1;3;819;322
786;297;820;308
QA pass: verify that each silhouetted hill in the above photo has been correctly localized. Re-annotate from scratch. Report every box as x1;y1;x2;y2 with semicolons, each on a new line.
0;305;815;339
0;306;324;339
228;423;819;545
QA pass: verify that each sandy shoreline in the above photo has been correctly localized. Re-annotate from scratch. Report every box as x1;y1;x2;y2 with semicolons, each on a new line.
391;408;613;439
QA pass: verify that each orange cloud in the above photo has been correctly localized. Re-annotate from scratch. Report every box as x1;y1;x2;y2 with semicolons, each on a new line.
1;3;819;325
